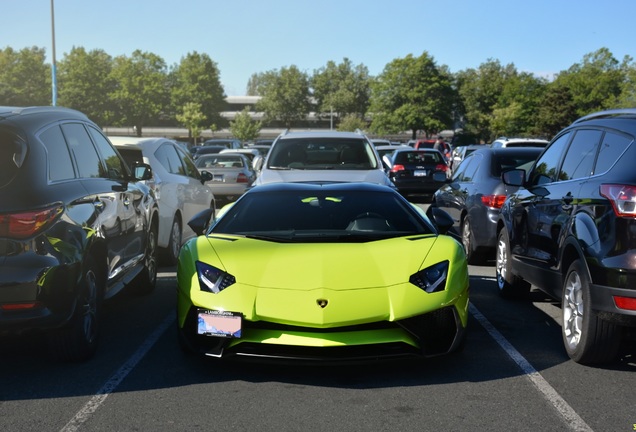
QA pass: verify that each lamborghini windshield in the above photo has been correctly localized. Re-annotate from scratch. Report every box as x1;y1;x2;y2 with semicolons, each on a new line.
211;188;434;242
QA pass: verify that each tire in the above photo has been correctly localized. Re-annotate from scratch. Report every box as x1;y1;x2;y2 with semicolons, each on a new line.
48;257;102;362
462;217;483;265
561;260;622;364
495;229;530;299
130;221;158;295
162;217;182;266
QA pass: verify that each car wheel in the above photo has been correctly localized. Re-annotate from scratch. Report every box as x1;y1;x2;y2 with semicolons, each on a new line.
562;260;622;364
49;257;102;361
162;217;182;266
130;221;158;295
495;229;530;299
462;217;483;265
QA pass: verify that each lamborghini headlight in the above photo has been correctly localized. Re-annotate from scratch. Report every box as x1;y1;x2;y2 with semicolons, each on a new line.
409;261;448;293
196;261;236;294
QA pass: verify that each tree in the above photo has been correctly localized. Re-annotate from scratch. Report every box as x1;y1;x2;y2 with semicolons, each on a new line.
311;58;371;125
229;106;262;142
176;102;206;146
535;82;577;138
615;54;636;108
368;52;454;139
337;114;367;132
455;59;514;142
57;47;115;125
109;50;169;136
491;72;547;138
170;51;226;131
555;48;624;117
0;46;50;106
256;65;311;128
246;72;271;96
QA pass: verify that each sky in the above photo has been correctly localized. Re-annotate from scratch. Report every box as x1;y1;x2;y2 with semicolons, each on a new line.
2;0;636;96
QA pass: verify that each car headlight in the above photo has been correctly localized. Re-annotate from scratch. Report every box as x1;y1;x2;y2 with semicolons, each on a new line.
196;261;236;294
409;261;448;293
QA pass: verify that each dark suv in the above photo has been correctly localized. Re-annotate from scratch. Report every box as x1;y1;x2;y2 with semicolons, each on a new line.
496;108;636;365
0;106;159;361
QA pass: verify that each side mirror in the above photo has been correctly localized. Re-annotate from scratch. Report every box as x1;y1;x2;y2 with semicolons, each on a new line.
200;170;213;184
188;208;215;236
253;154;263;171
133;163;153;181
501;168;525;186
252;155;265;171
382;155;392;171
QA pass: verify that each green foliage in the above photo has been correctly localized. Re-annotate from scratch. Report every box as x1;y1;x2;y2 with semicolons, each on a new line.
229;106;262;142
337;114;367;132
58;47;115;125
176;102;206;145
2;44;635;140
311;58;371;123
170;51;227;129
256;65;311;128
109;50;169;136
368;52;454;139
555;48;624;117
0;46;50;106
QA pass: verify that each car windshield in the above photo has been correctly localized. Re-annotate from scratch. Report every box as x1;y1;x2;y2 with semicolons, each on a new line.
211;189;433;242
267;138;377;170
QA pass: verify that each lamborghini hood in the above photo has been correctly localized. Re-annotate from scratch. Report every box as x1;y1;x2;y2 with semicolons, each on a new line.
198;234;451;290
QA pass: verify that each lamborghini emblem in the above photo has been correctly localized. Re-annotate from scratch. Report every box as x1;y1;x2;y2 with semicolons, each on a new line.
316;299;328;308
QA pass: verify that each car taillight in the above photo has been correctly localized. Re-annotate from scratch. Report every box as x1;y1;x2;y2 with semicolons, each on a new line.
390;164;405;173
614;296;636;311
481;194;507;209
600;184;636;217
0;302;44;311
0;204;63;239
236;173;249;183
435;164;448;172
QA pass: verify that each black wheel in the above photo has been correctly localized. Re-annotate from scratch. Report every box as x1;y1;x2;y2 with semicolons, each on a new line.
495;229;530;299
461;217;483;265
562;260;622;364
48;257;102;362
162;217;182;266
130;221;158;295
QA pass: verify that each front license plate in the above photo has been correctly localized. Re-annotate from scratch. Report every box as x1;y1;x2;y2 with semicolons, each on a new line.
197;310;242;338
414;170;428;177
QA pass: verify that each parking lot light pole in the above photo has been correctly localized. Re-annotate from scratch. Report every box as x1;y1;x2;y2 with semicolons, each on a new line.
50;0;57;106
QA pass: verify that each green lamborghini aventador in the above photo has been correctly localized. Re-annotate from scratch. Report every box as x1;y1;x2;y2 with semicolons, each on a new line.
176;182;469;362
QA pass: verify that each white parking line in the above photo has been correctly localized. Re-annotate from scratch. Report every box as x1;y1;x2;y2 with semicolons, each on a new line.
59;313;175;432
469;303;593;432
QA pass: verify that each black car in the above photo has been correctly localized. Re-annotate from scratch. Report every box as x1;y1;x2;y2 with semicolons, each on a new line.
432;147;543;264
496;108;636;365
191;145;227;160
0;106;159;361
384;148;450;200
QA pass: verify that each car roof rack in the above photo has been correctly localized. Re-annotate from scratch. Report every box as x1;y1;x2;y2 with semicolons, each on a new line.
573;108;636;124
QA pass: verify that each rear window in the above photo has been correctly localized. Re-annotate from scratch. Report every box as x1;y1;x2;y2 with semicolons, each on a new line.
395;151;444;165
0;128;26;187
267;138;376;170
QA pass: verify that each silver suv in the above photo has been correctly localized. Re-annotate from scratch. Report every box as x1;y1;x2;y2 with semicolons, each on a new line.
253;130;394;187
